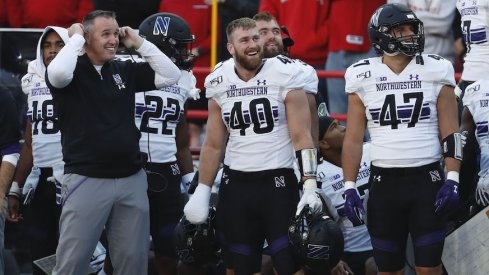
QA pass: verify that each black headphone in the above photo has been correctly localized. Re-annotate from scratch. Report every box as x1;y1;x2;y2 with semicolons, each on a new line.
281;25;295;56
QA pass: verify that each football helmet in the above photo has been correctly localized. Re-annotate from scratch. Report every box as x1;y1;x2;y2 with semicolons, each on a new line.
139;12;195;70
174;207;219;265
368;3;424;56
289;206;344;273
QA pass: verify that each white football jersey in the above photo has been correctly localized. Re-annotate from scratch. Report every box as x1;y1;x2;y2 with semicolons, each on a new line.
22;73;63;167
295;59;318;94
463;80;489;176
457;0;489;81
225;58;318;94
317;144;372;252
205;56;306;171
135;70;197;163
345;55;456;167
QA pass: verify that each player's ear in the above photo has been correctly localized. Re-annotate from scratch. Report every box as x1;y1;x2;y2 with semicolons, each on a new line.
318;139;331;151
227;42;234;56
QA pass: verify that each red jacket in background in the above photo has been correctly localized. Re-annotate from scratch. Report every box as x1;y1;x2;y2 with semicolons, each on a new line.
328;0;385;53
0;0;8;26
6;0;93;28
160;0;212;69
259;0;329;66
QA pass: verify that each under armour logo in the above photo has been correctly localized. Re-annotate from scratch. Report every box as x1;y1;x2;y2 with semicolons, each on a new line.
374;175;381;182
257;79;267;86
429;170;441;182
409;74;419;80
454;185;458;194
275;176;285;187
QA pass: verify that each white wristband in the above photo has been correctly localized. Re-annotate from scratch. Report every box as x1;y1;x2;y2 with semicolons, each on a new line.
303;178;318;190
8;181;22;198
2;153;20;166
194;183;212;197
182;173;195;183
345;181;356;190
447;171;459;183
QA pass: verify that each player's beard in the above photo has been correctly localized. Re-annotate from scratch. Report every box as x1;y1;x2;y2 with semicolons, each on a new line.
262;42;284;58
235;47;263;71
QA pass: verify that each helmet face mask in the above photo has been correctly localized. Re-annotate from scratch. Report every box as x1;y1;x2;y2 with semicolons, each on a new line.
174;207;219;265
139;12;195;70
369;4;425;57
289;207;344;273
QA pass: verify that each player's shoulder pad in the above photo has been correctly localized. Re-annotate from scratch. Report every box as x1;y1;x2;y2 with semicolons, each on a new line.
464;79;487;99
204;59;230;89
345;58;376;92
345;58;375;78
21;73;43;95
268;55;303;70
421;53;454;72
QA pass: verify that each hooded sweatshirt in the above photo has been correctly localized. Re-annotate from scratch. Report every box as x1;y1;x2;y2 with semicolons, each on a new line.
21;26;69;167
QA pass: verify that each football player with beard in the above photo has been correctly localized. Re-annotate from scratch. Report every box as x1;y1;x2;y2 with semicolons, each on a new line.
183;18;322;275
253;11;325;145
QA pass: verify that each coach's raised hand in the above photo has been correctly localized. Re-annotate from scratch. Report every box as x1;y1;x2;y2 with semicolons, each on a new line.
119;26;143;49
67;23;84;37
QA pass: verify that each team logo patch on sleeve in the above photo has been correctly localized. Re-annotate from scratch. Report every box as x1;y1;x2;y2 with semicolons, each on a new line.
210;76;223;86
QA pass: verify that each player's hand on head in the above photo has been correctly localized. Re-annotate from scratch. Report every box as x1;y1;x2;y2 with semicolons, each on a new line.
183;183;211;224
435;175;459;215
476;170;489;206
343;185;365;226
68;23;84;37
119;26;143;49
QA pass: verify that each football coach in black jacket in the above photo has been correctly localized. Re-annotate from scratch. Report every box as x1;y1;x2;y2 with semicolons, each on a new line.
46;10;181;275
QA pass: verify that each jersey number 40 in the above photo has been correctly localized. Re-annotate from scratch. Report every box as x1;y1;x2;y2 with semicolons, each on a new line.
229;98;276;136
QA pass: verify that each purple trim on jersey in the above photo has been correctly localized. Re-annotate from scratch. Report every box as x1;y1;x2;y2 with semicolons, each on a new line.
476;121;489;137
471;30;487;43
229;243;253;256
0;143;20;157
337;207;346;216
62;177;88;207
268;235;290;255
413;230;445;247
371;237;399;252
158;223;178;237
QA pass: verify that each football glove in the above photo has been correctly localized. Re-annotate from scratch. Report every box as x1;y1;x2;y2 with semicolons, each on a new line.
22;167;41;205
343;183;365;226
296;179;322;215
184;183;211;224
435;177;459;215
180;172;195;194
476;170;489;206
